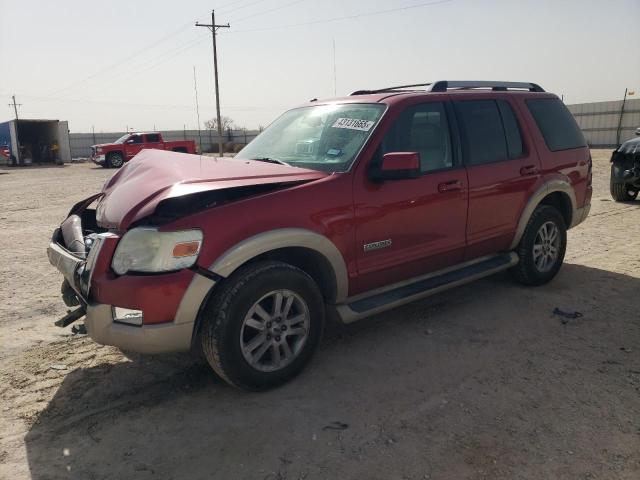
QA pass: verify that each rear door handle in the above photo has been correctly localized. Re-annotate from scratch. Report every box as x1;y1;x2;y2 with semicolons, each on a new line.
438;180;463;192
520;165;539;176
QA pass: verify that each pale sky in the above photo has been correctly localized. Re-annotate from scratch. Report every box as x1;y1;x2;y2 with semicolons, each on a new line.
1;0;638;132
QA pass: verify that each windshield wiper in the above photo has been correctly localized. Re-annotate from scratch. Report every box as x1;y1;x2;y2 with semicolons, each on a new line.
250;157;290;166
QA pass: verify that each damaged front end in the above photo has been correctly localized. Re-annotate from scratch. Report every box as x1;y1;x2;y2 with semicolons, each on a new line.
611;139;640;188
47;150;329;351
47;195;116;328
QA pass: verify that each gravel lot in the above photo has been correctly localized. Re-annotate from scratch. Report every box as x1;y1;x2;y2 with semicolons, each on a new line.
1;151;639;479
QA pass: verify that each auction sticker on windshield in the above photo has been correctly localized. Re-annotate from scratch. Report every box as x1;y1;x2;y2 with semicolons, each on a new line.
332;118;375;131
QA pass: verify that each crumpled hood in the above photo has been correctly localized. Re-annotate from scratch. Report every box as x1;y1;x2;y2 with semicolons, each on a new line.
616;136;640;156
95;149;327;230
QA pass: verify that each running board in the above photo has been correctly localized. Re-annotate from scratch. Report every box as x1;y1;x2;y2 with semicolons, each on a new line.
336;252;518;324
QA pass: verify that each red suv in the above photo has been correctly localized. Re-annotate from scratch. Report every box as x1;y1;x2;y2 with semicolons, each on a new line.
48;80;592;390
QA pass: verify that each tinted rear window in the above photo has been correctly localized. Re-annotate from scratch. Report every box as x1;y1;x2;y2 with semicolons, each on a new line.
526;98;586;151
455;100;508;165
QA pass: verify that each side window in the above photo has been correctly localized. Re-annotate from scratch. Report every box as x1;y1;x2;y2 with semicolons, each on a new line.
526;98;587;151
497;100;523;159
381;102;453;173
129;135;143;144
146;134;161;143
454;100;508;165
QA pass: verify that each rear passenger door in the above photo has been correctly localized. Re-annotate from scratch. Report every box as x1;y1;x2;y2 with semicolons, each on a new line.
454;98;541;259
144;133;163;151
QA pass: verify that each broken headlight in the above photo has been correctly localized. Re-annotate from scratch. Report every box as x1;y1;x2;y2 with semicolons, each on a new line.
111;228;203;275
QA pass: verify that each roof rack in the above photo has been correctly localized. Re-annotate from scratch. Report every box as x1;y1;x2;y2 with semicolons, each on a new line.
350;80;544;96
350;83;432;95
427;80;544;92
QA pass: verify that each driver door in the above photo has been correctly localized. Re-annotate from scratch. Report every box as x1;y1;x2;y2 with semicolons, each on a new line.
124;134;144;159
352;101;468;294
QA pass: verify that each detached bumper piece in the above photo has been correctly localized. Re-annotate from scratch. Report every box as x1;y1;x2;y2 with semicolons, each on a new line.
47;228;112;328
54;306;87;328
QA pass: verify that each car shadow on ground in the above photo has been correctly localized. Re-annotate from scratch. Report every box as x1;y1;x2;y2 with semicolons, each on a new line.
23;263;640;479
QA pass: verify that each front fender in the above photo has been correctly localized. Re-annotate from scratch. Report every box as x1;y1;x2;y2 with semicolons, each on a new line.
209;228;349;303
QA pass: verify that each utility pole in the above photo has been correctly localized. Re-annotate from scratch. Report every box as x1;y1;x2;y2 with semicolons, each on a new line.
8;95;22;164
616;88;628;145
193;66;203;154
196;10;230;157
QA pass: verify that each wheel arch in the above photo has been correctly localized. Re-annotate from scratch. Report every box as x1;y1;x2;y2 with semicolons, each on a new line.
510;180;577;250
210;228;348;303
107;150;124;159
180;229;348;348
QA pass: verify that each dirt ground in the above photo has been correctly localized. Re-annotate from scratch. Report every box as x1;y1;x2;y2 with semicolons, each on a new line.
0;151;639;480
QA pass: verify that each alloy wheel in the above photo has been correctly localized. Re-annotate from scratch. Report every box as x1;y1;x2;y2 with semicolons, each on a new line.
239;290;310;372
533;221;560;273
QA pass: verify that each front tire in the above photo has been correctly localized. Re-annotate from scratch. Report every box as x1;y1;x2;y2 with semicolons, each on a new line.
107;152;124;168
511;205;567;286
201;261;325;391
610;164;639;201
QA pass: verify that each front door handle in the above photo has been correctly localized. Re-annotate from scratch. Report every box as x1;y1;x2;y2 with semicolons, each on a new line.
438;180;463;192
520;165;539;176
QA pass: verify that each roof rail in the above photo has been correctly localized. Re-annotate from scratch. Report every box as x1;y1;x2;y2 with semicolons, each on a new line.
350;83;432;95
349;80;545;96
427;80;544;92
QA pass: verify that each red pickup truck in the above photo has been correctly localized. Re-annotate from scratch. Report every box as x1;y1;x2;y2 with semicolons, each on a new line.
91;132;196;168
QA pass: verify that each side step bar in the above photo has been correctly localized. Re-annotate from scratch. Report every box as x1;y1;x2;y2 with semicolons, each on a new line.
336;252;518;324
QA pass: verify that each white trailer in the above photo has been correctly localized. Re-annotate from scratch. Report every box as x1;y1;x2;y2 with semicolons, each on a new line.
0;119;72;165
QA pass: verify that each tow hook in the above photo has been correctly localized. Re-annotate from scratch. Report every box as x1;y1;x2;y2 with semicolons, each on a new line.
54;306;86;328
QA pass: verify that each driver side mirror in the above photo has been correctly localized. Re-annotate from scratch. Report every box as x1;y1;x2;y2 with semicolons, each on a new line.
370;152;421;181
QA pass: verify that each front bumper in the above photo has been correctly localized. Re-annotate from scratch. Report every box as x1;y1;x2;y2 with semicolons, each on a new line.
47;232;208;354
92;154;106;165
84;304;194;354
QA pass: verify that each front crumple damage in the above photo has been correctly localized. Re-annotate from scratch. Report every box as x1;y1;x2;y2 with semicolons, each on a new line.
611;137;640;186
146;183;308;226
94;149;328;230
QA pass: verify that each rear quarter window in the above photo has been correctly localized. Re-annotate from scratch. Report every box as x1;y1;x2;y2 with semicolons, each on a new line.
526;98;586;151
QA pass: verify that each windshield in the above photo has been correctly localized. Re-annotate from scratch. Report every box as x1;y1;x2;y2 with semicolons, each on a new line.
114;134;130;144
236;103;386;172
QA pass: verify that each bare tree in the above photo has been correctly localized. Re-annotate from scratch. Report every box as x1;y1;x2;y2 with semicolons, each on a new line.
205;115;234;132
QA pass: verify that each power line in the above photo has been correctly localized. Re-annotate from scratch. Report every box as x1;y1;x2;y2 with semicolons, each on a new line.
83;0;453;89
225;0;453;34
45;6;221;97
219;0;270;15
231;0;307;23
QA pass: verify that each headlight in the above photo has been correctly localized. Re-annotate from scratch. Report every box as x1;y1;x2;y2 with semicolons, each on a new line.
112;228;203;275
96;147;103;153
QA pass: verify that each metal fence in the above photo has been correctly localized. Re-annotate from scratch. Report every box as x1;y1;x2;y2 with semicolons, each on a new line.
69;129;260;158
68;99;640;157
566;98;640;148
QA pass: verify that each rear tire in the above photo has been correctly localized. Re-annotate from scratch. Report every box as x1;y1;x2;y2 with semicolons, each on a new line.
201;261;325;391
511;205;567;286
107;152;124;168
